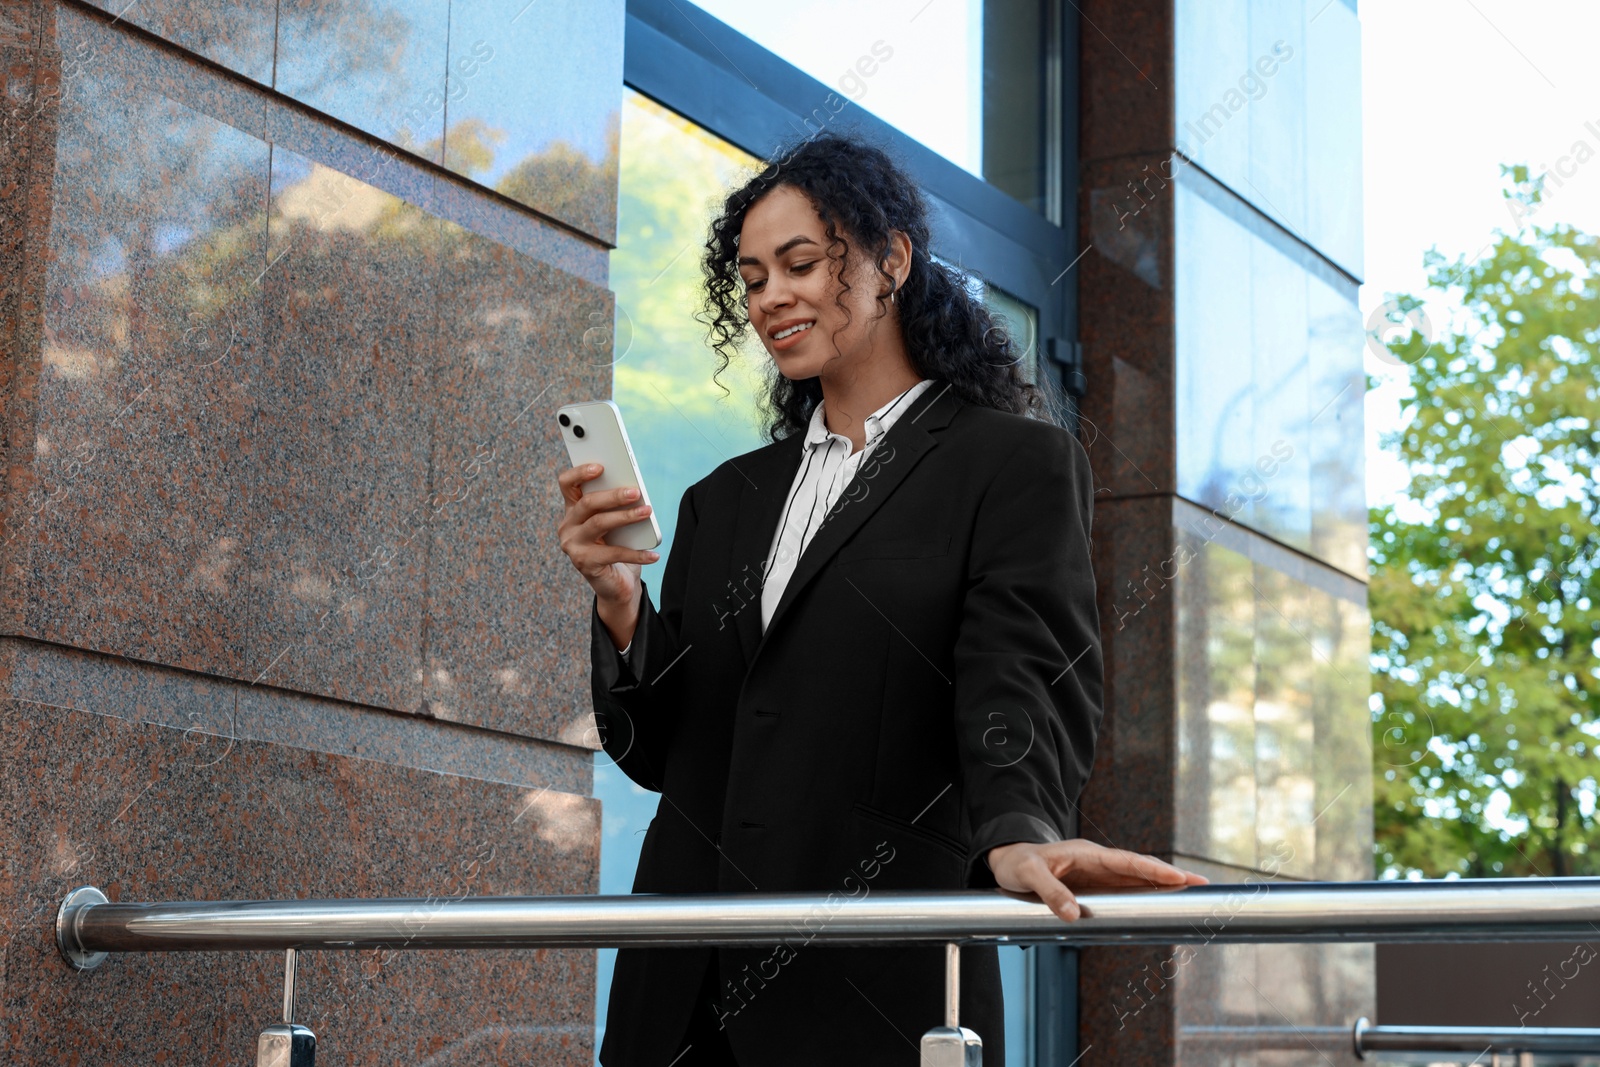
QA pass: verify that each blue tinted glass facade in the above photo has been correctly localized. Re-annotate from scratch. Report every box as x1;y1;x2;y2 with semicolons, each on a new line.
1174;0;1363;277
1169;2;1372;1062
1175;173;1365;576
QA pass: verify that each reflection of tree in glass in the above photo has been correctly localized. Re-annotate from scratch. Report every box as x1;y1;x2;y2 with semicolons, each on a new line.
1371;165;1600;879
1252;564;1318;861
608;93;766;497
1178;540;1261;864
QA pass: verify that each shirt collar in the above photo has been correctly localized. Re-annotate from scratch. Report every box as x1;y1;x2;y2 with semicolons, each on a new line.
804;379;935;453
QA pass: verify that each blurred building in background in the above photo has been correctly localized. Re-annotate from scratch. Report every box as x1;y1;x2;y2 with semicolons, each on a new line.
0;0;1368;1062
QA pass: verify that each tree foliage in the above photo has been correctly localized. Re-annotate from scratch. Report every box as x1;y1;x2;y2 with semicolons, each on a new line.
1371;166;1600;879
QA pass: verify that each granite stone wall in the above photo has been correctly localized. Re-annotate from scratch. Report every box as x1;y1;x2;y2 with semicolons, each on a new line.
0;0;622;1060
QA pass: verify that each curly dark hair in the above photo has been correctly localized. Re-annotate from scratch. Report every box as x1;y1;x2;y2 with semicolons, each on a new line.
697;129;1069;441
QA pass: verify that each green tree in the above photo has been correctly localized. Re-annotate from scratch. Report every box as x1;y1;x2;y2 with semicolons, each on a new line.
1370;165;1600;879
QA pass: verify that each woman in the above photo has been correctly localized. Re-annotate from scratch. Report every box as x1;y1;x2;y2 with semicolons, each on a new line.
558;131;1205;1067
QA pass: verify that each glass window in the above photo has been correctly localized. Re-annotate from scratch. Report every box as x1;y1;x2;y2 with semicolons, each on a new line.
999;945;1030;1064
690;0;1054;216
1175;177;1364;576
978;280;1040;385
1177;180;1307;556
1173;536;1373;883
1173;0;1362;275
1307;277;1365;579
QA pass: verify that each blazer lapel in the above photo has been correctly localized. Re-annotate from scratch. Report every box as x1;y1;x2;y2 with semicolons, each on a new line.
740;379;961;667
726;434;805;667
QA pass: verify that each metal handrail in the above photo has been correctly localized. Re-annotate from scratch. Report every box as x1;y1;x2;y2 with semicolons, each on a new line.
1353;1018;1600;1063
56;879;1600;1067
1179;1021;1600;1064
56;876;1600;967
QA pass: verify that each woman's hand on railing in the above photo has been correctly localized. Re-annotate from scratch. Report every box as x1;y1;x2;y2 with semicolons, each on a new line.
557;462;659;649
986;839;1209;922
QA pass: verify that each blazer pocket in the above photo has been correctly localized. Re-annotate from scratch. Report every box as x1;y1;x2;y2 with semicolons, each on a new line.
852;801;966;859
838;534;951;562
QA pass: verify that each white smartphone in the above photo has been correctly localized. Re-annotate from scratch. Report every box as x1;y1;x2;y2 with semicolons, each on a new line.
556;399;662;551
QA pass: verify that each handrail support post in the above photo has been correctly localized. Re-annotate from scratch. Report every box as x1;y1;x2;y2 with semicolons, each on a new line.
920;941;982;1066
283;948;297;1025
256;947;316;1066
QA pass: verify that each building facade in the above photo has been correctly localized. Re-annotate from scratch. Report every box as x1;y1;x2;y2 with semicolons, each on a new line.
1075;0;1372;1063
0;0;1368;1062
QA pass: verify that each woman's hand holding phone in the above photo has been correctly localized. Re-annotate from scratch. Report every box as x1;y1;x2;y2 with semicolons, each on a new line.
557;462;661;651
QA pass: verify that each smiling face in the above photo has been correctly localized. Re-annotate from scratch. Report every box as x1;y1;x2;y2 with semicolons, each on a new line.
737;184;898;382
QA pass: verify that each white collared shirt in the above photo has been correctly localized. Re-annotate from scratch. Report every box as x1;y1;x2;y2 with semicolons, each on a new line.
618;378;935;659
758;378;935;632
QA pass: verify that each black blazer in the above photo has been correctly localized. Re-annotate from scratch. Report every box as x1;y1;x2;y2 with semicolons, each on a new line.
590;380;1103;1067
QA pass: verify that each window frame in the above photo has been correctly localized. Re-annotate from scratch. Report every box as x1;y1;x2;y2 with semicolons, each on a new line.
622;0;1085;414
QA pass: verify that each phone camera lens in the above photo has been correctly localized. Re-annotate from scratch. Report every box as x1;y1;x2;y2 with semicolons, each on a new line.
573;424;586;438
558;412;571;427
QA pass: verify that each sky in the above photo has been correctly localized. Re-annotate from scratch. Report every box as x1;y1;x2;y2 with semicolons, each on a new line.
1361;0;1600;510
692;0;987;173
